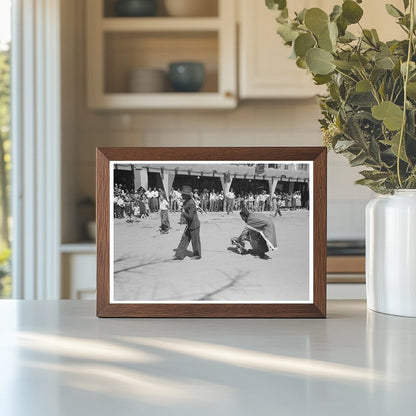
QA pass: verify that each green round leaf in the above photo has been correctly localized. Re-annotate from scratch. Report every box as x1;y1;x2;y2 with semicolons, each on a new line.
371;101;404;131
304;8;329;35
266;0;287;11
318;22;338;52
336;15;348;36
356;79;372;93
388;132;408;162
375;55;395;70
313;74;332;85
401;61;416;76
296;8;307;23
333;60;353;70
328;21;338;43
296;57;308;69
342;0;364;24
350;54;368;70
371;29;380;42
318;28;333;52
294;33;316;58
330;5;342;22
362;29;376;46
306;48;335;75
277;23;298;43
385;4;403;18
407;82;416;99
278;0;287;10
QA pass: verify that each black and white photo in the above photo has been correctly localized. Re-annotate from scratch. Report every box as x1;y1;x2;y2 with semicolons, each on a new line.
109;161;313;304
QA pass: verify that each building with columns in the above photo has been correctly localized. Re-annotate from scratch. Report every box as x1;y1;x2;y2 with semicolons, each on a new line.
114;163;309;204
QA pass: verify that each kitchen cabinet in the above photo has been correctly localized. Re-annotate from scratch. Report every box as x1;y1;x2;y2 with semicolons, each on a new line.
61;245;96;300
238;0;404;99
86;0;237;109
327;256;366;299
87;0;403;107
239;0;325;99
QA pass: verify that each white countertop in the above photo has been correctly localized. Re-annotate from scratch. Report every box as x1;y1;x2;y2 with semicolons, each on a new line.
0;300;415;415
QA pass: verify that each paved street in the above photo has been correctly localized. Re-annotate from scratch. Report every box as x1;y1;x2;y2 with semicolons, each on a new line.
113;210;310;302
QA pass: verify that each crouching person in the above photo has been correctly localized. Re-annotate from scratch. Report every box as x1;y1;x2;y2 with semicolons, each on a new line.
232;208;277;259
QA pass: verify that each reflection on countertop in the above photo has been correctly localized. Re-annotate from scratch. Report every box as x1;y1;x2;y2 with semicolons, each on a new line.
0;300;416;415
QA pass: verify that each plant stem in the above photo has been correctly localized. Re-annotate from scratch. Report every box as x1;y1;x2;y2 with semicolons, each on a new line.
393;85;404;104
390;79;398;102
397;0;415;188
334;68;358;84
358;69;381;104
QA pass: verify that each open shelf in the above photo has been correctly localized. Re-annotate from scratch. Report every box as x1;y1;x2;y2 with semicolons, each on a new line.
61;243;96;253
104;0;219;18
104;31;218;94
91;92;235;109
102;17;221;31
87;0;236;109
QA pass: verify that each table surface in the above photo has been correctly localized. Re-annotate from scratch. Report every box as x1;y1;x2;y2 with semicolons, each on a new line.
1;300;415;416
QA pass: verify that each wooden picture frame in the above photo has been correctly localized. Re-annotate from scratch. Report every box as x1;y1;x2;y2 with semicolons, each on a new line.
96;147;327;318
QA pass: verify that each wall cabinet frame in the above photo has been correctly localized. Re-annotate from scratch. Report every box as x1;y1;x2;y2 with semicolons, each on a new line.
86;0;237;109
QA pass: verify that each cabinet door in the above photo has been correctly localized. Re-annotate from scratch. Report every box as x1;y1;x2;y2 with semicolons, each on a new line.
239;0;404;99
62;253;96;300
239;0;325;99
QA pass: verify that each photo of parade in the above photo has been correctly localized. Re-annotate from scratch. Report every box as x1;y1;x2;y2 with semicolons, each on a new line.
111;162;312;303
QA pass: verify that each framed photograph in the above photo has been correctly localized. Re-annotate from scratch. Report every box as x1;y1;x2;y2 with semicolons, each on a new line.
96;147;326;318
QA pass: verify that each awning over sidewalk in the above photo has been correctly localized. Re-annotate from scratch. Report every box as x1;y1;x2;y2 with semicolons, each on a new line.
115;163;309;182
114;163;309;201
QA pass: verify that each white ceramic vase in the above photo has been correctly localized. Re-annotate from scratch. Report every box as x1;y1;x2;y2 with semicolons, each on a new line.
366;190;416;317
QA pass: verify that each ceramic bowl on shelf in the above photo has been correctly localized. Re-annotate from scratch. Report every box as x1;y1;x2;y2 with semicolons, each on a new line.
128;68;167;93
164;0;217;17
114;0;158;17
168;62;205;92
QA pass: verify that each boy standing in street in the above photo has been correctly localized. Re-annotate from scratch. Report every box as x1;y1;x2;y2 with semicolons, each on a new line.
173;185;201;260
159;192;170;234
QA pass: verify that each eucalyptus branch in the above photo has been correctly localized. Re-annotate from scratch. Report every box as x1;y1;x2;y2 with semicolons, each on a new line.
337;45;350;53
390;79;398;101
405;129;416;140
393;85;404;103
359;22;378;49
350;44;381;105
354;37;363;54
398;23;410;35
397;0;415;188
359;69;381;104
334;68;358;84
267;0;416;192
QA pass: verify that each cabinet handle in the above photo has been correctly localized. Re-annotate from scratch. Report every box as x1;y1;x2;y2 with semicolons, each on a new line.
225;91;234;99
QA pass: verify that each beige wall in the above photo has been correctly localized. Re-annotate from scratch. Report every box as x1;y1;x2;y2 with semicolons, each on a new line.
61;0;373;243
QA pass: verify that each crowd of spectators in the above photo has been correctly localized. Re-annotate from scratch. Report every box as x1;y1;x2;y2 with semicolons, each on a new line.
113;183;306;220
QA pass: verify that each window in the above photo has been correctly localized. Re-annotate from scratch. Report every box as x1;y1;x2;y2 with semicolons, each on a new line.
0;0;11;298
